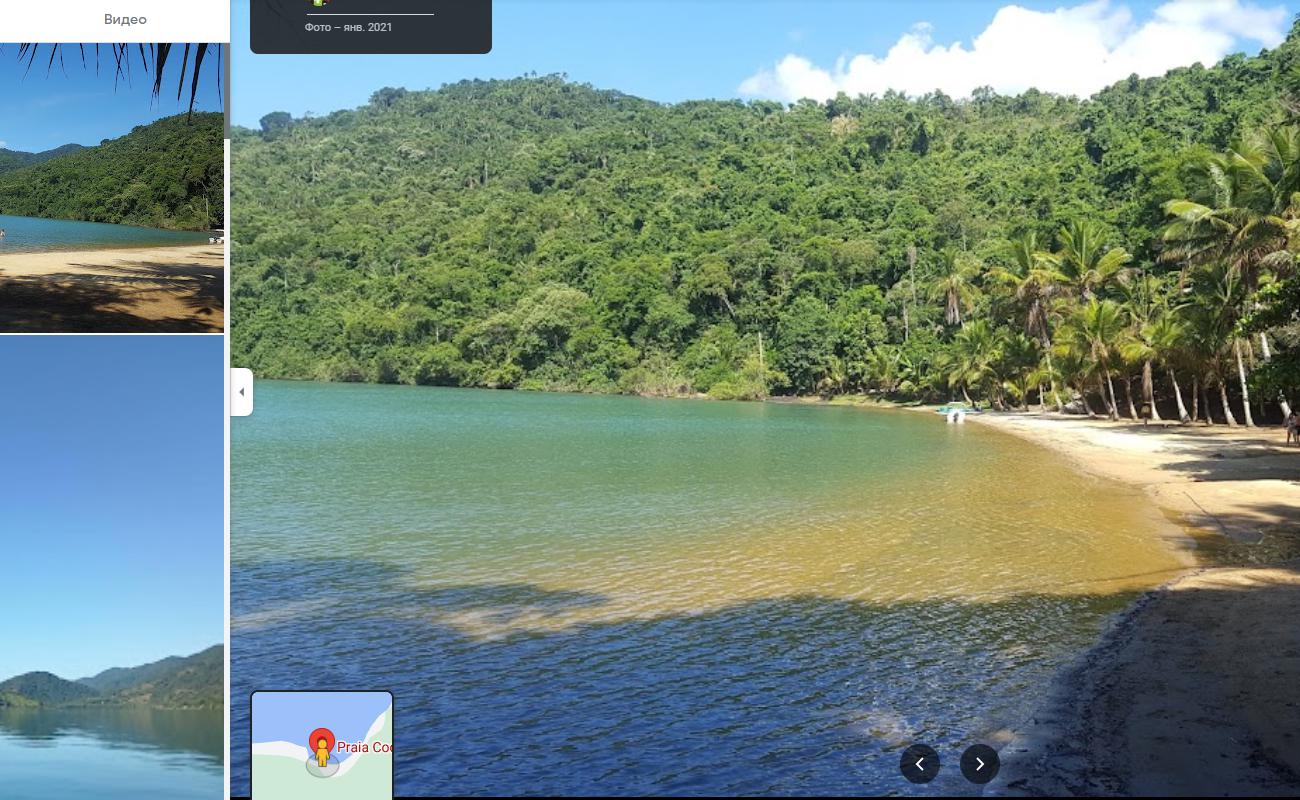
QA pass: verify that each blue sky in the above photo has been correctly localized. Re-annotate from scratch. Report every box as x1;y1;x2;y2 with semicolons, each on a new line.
0;44;224;153
0;336;223;681
232;0;1294;127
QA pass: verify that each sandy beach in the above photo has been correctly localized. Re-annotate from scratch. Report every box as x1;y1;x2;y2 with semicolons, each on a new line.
0;244;224;332
968;412;1300;795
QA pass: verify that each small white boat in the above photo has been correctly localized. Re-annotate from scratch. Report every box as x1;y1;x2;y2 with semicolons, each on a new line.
936;403;981;424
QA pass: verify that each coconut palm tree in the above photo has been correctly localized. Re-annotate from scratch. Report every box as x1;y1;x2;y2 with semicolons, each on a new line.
987;232;1066;410
1187;265;1251;426
998;332;1041;411
987;233;1059;339
865;345;905;394
928;248;983;327
1052;348;1097;417
1147;310;1193;422
1028;357;1058;413
945;319;1006;406
1122;331;1160;420
1056;299;1130;421
1046;219;1132;300
1162;127;1300;419
1118;272;1172;421
1117;350;1141;419
1163;128;1300;285
816;355;848;398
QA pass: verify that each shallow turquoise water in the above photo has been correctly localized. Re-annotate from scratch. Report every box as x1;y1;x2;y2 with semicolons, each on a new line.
231;383;1182;795
0;214;210;253
0;708;222;800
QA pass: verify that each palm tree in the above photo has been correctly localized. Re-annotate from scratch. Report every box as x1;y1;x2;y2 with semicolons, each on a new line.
1053;348;1098;417
1162;127;1300;418
1162;128;1300;289
945;320;1006;406
1117;350;1141;419
998;333;1041;411
1047;220;1132;300
1028;357;1057;413
865;345;904;394
1057;300;1130;421
1187;265;1250;426
1147;311;1193;422
1118;272;1171;421
988;232;1066;410
928;248;983;327
816;355;848;398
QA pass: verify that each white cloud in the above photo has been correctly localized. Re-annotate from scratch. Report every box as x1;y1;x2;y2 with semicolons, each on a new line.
738;0;1289;102
0;141;7;150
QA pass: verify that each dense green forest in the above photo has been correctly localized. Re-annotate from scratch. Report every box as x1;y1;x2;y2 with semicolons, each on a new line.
231;24;1300;423
0;113;224;230
0;143;85;176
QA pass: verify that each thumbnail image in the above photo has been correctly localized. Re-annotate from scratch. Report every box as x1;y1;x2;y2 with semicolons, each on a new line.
0;44;225;333
250;691;394;800
0;335;224;799
229;1;1300;796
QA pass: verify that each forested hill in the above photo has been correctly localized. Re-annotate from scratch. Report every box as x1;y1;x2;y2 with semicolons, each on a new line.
0;143;85;176
231;25;1300;411
0;646;223;710
0;113;224;231
0;672;98;705
78;644;222;709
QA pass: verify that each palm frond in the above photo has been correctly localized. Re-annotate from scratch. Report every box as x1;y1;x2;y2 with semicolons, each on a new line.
11;43;224;120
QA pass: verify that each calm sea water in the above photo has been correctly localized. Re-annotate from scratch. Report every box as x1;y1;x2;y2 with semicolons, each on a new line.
231;383;1186;796
0;708;222;799
0;214;210;253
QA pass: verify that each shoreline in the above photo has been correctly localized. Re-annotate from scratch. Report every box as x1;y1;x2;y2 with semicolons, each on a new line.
965;411;1300;547
0;239;211;256
0;243;224;333
956;411;1300;795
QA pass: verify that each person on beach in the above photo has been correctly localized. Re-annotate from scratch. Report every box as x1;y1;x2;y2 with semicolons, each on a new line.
1287;410;1298;445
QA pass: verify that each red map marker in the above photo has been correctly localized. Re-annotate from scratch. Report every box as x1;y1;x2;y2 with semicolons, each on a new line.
308;727;336;754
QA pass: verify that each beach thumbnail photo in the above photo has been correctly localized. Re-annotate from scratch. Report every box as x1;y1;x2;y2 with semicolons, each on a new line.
0;43;225;333
0;335;224;800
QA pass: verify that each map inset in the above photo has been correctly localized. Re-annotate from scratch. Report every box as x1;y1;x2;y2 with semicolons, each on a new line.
251;691;393;799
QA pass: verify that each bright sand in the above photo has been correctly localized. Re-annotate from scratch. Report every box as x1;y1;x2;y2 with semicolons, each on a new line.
0;244;224;332
968;412;1300;795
